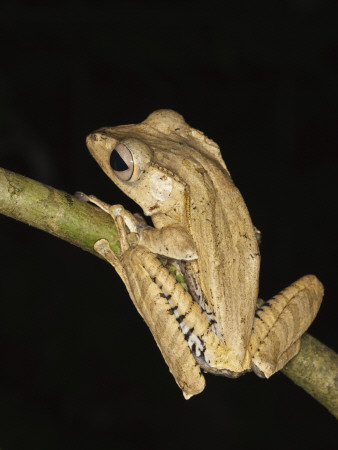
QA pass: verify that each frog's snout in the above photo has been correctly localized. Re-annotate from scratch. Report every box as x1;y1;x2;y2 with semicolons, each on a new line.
86;133;103;154
86;134;95;149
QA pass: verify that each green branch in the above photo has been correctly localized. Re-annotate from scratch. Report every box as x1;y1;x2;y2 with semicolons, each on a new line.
0;167;120;256
0;167;337;418
282;334;338;418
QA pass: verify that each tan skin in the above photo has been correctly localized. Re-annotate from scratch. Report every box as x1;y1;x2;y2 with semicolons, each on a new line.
83;110;323;398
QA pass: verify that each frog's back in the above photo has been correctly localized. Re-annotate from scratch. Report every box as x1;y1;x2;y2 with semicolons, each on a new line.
143;111;261;372
177;154;260;372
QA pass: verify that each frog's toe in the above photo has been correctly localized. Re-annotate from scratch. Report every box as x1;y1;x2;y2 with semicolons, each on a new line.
110;204;125;217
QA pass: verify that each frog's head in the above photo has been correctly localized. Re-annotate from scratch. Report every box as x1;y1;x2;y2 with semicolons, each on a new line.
86;127;185;217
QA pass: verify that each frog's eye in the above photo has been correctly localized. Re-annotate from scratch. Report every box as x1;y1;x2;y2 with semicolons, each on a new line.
110;143;140;182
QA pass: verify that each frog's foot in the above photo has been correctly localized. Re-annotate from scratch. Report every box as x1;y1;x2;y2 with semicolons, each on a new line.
94;239;120;265
76;192;142;251
88;201;140;281
249;274;324;378
75;192;116;215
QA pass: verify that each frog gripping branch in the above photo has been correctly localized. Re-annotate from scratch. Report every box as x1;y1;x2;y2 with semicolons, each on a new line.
84;109;323;399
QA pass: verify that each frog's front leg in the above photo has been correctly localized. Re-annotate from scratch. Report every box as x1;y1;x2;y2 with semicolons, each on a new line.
249;275;324;378
78;193;198;261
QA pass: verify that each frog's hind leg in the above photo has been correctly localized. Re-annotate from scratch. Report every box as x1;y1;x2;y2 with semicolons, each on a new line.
249;275;324;378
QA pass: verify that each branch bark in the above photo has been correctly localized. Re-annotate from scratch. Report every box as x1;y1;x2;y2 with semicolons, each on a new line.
0;167;337;419
282;334;338;418
0;167;120;257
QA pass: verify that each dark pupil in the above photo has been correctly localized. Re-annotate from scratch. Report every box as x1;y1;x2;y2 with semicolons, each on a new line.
110;150;129;172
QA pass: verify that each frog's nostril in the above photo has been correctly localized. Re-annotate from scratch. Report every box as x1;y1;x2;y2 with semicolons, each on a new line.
91;133;98;142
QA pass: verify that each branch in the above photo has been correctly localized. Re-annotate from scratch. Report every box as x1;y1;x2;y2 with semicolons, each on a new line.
282;333;338;419
0;167;120;257
0;167;337;418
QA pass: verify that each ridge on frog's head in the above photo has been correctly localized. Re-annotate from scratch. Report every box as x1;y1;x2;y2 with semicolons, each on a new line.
143;109;189;134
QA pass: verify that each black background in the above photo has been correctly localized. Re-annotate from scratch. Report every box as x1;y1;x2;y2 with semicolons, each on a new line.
0;2;337;449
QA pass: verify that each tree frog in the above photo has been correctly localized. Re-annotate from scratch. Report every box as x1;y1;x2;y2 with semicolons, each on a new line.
84;110;323;399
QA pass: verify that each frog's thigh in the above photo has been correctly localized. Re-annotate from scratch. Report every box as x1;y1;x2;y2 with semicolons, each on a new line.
96;242;205;399
140;225;197;260
124;247;205;399
249;275;324;378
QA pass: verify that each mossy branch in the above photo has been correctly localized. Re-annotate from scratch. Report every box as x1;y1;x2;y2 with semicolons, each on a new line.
0;167;337;419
